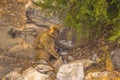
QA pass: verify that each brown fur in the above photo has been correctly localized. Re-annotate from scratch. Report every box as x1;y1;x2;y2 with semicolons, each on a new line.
34;26;60;61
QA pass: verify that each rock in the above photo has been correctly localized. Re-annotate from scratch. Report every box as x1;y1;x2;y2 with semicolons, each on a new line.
35;64;56;79
4;68;22;80
9;38;32;52
0;27;21;50
56;60;84;80
35;64;54;73
24;24;48;38
22;67;50;80
60;40;74;48
84;71;118;80
3;63;56;80
22;64;56;80
60;51;68;56
7;37;35;59
110;49;120;70
8;28;21;38
90;54;100;63
70;59;95;68
68;56;74;61
25;7;54;26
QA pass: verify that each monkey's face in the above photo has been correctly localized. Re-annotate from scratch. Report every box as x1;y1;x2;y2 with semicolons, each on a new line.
53;29;60;39
49;25;60;39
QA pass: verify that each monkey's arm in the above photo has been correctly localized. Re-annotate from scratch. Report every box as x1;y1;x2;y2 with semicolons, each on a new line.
34;35;43;49
42;36;59;59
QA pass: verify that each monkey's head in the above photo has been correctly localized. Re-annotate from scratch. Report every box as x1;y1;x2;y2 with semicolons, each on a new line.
49;25;60;39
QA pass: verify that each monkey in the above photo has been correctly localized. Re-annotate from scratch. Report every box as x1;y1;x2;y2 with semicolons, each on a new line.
34;25;61;74
34;25;60;61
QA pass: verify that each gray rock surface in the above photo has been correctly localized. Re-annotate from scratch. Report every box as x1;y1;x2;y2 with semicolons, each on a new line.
56;60;84;80
111;49;120;70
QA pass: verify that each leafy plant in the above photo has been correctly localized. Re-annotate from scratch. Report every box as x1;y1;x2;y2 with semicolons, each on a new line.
33;0;120;43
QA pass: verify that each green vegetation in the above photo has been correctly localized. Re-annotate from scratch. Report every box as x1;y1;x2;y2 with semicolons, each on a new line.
34;0;120;43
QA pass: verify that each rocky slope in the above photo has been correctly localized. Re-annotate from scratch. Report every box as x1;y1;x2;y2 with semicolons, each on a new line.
0;0;120;79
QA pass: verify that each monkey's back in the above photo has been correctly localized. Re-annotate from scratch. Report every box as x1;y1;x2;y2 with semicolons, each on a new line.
34;31;55;60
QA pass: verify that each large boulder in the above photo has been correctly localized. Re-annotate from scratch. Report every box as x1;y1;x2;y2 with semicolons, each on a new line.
56;60;84;80
22;67;50;80
3;68;22;80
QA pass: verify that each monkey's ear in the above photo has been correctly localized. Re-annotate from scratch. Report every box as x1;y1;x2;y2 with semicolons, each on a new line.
50;25;60;30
